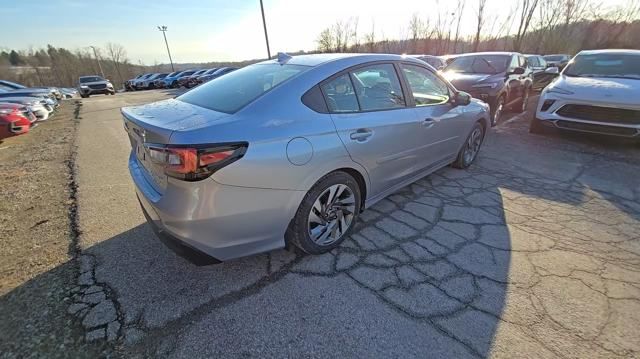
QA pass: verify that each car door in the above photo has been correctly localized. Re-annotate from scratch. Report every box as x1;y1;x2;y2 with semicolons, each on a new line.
399;62;470;164
324;63;432;198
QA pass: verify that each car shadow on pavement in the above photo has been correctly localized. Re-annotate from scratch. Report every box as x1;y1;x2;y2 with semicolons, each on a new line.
2;165;515;357
492;119;640;222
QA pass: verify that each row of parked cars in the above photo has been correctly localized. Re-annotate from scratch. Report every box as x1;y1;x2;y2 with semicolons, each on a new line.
124;67;238;91
413;52;564;125
417;50;638;139
0;80;77;140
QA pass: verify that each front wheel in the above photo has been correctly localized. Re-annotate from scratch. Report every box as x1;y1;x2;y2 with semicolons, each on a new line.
452;122;485;169
287;172;361;254
514;87;530;113
529;117;547;134
490;96;505;127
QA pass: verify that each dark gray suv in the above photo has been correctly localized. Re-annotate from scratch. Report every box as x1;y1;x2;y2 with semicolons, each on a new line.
442;52;533;125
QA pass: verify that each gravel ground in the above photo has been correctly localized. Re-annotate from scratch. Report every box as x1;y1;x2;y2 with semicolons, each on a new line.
0;102;108;358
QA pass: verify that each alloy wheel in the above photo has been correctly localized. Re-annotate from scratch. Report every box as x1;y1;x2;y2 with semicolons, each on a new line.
308;184;356;246
463;127;483;165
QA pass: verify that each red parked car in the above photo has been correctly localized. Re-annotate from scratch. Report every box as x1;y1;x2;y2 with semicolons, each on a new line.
0;103;36;139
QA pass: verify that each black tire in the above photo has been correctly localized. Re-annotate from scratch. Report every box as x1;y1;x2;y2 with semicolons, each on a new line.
529;117;546;134
287;171;361;254
452;121;486;169
80;94;87;98
490;95;505;127
513;87;530;113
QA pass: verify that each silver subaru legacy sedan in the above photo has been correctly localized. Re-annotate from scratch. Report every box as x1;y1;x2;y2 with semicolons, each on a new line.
122;53;490;265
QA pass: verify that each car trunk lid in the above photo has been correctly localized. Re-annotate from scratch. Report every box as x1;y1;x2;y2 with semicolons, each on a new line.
122;98;230;194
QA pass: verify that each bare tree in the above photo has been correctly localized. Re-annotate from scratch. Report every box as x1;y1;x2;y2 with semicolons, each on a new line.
106;42;127;87
452;0;467;53
513;0;541;52
473;0;488;51
364;22;376;52
317;28;334;52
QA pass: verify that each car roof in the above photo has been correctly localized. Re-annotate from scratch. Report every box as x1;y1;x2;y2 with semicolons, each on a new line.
454;52;518;58
261;53;420;67
577;49;640;55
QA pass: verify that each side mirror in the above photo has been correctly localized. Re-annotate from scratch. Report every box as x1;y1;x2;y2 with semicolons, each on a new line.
453;91;472;106
511;67;525;75
544;67;559;75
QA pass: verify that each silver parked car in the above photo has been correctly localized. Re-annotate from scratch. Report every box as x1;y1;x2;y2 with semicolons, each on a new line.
122;53;491;264
532;49;640;138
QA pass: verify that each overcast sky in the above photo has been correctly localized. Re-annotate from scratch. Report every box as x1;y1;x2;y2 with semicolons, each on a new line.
1;0;632;64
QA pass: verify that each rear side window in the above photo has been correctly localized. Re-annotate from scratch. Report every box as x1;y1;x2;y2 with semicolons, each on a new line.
178;63;308;114
351;64;405;111
321;74;359;113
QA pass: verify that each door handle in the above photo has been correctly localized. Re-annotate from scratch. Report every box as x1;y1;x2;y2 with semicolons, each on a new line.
350;129;373;141
422;118;436;128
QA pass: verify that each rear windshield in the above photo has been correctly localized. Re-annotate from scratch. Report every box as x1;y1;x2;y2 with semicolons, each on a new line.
80;76;103;83
178;63;309;114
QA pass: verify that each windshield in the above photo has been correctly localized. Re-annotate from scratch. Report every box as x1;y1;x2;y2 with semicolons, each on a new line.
167;72;179;77
446;55;509;74
544;55;566;61
564;53;640;79
178;63;309;114
178;71;195;77
79;76;104;83
203;68;218;75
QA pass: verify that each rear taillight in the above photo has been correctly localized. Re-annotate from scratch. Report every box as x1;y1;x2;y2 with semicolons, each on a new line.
146;143;247;181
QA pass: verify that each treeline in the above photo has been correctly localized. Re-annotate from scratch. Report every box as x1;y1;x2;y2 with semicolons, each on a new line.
315;0;640;55
0;44;142;88
0;44;259;89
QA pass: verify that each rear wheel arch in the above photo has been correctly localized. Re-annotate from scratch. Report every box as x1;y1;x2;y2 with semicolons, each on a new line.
334;167;367;211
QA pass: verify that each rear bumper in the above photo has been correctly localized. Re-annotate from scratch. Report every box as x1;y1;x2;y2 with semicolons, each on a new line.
129;152;305;262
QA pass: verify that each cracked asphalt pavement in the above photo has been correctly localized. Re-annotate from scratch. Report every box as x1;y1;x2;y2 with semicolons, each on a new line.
70;90;639;358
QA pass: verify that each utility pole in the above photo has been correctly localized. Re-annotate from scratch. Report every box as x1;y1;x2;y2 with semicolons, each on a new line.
157;26;175;72
260;0;271;59
89;45;105;78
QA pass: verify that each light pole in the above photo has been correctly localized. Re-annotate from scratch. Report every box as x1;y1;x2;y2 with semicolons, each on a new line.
157;25;175;72
260;0;271;59
89;45;105;78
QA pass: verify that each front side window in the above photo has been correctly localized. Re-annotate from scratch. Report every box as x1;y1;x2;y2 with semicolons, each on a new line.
321;74;359;113
509;56;519;70
528;57;539;67
519;56;528;68
178;63;309;114
350;64;405;111
401;64;450;106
